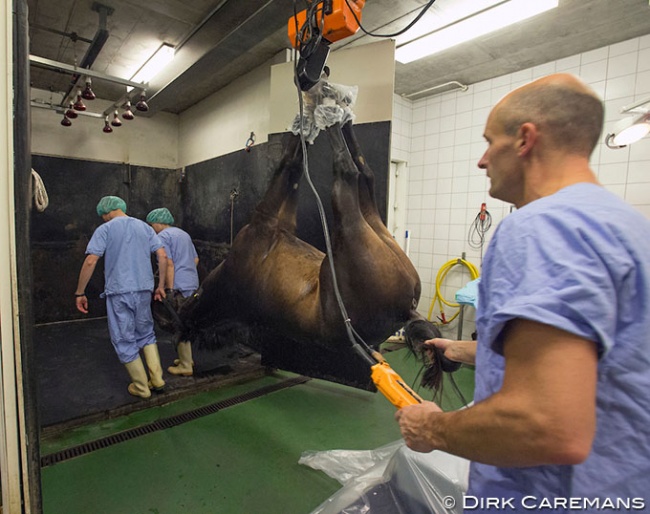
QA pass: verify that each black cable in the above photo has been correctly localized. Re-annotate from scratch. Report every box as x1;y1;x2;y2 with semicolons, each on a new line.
344;0;437;38
468;205;492;263
293;1;327;59
291;26;375;363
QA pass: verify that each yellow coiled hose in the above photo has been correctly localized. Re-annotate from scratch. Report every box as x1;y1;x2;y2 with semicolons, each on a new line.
428;258;480;324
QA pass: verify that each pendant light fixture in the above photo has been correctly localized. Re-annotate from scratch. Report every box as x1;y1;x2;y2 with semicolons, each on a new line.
135;93;149;112
73;88;87;111
122;101;135;120
81;77;96;100
111;110;122;127
65;102;78;119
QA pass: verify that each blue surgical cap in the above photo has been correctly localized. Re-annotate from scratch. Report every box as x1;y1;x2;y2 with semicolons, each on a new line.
96;196;127;216
146;207;175;225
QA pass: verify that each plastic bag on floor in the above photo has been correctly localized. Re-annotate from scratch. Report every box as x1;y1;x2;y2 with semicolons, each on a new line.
300;440;469;514
299;440;403;486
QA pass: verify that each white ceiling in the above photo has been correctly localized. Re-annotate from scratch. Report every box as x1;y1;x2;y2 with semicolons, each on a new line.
27;0;650;115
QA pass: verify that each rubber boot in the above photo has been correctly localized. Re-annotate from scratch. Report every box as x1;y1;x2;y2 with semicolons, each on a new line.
143;343;166;392
168;341;193;376
173;357;195;366
124;357;152;399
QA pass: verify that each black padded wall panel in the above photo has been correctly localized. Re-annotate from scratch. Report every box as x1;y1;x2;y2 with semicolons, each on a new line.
30;156;180;323
181;121;391;254
29;121;390;324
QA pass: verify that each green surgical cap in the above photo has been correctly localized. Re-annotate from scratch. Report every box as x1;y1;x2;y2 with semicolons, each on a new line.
146;207;174;225
96;196;127;216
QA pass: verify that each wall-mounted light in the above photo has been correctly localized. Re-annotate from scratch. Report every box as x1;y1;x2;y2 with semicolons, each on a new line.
129;43;175;89
395;0;559;64
605;96;650;149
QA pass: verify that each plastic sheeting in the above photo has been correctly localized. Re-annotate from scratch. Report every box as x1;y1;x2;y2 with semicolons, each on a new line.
300;440;469;514
290;79;358;143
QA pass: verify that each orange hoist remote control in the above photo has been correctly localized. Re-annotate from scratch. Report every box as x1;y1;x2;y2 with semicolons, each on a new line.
369;352;423;409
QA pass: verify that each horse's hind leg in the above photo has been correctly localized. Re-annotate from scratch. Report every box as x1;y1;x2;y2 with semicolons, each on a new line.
340;121;420;296
325;123;365;232
253;132;303;232
340;122;391;236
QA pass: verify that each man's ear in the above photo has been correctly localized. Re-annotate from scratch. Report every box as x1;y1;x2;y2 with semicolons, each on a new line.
517;122;538;157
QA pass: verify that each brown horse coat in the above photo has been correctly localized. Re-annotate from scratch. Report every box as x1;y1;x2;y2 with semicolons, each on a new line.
173;121;454;390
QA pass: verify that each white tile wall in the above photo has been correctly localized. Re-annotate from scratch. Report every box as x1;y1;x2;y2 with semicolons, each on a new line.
392;34;650;339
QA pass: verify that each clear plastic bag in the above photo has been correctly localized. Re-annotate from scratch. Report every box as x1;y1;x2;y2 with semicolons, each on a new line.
290;79;358;143
300;440;469;514
299;440;403;486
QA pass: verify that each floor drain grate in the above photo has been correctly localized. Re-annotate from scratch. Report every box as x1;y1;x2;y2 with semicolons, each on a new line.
41;375;310;468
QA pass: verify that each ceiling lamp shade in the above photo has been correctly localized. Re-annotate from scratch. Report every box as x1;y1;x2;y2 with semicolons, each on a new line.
122;101;135;120
605;113;650;148
73;88;87;111
81;77;96;100
395;0;559;64
65;102;78;119
111;110;122;127
135;93;149;112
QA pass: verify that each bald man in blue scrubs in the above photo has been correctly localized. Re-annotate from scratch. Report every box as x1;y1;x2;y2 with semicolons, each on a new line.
396;74;650;511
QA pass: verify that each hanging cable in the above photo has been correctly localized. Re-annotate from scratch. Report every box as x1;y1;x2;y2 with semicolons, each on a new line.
468;202;492;263
344;0;437;38
291;3;375;360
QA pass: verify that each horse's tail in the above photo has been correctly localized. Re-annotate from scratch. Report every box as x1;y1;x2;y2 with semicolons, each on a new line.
403;318;466;404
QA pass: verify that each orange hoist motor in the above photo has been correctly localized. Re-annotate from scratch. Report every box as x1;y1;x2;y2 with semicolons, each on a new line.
288;0;366;90
288;0;365;49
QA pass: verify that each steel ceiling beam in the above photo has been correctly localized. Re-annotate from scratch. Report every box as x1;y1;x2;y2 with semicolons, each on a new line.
29;55;145;90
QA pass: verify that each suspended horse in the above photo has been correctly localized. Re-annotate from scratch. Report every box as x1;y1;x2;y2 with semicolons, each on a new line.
161;84;459;394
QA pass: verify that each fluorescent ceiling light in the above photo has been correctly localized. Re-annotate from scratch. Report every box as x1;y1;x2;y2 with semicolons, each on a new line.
395;0;559;64
130;43;175;86
396;0;503;46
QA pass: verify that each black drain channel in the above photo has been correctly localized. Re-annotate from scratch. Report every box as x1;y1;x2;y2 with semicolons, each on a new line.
41;376;310;468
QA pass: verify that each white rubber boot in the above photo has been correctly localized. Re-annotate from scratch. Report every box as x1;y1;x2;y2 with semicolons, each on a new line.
168;341;193;376
124;357;152;399
143;343;165;392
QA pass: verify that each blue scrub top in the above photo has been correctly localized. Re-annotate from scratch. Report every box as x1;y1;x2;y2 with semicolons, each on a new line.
86;216;163;295
158;226;199;294
471;183;650;510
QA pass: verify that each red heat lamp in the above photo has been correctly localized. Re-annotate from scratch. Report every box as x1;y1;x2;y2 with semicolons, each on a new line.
65;102;78;119
135;94;149;112
111;110;122;127
122;101;135;120
102;117;113;133
81;77;96;100
73;88;87;111
60;114;72;127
